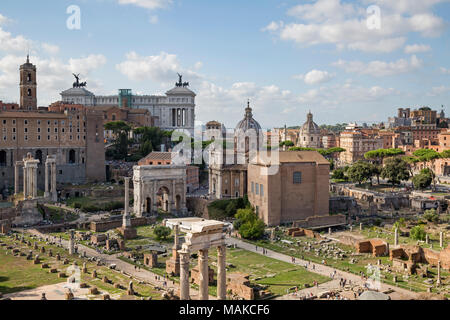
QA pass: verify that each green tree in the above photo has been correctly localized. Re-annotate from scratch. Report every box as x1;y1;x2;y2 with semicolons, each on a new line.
410;225;426;241
413;149;440;190
331;168;347;181
412;168;433;190
105;121;132;160
423;209;439;223
234;208;265;240
154;225;172;241
381;157;410;186
346;161;374;185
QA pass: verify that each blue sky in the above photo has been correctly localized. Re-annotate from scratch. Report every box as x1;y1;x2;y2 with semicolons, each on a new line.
0;0;449;129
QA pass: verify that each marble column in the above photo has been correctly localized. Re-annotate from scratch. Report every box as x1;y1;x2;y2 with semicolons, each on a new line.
123;177;131;228
44;162;50;198
31;165;38;199
217;245;227;300
198;249;209;300
68;230;75;255
437;261;441;286
426;234;429;245
440;232;444;248
14;162;20;196
394;228;399;246
217;174;222;199
51;162;57;202
360;223;363;231
179;249;190;300
23;166;28;198
208;170;212;195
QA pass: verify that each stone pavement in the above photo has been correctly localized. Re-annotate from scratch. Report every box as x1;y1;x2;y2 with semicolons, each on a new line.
226;237;419;300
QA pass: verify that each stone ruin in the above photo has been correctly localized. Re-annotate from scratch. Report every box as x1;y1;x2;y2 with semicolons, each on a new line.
356;239;389;257
165;218;227;300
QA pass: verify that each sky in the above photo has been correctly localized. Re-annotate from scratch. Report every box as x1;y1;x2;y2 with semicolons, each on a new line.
0;0;449;129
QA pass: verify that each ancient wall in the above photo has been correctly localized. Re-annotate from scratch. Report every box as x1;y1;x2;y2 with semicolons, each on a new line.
293;214;346;229
90;217;148;232
329;196;361;215
356;239;387;257
191;266;214;285
226;274;254;300
186;197;212;218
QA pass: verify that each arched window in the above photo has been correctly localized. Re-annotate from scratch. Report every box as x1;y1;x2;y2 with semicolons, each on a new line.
27;89;32;97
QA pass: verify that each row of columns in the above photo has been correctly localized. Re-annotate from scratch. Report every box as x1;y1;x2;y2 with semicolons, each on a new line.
14;154;57;201
179;245;227;300
14;154;39;199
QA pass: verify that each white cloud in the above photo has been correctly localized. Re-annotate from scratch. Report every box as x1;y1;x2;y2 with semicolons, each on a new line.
0;13;12;25
263;0;446;53
0;54;106;105
194;61;203;69
149;15;159;24
440;67;450;74
294;69;335;85
0;27;34;53
118;0;172;10
428;85;450;96
333;55;422;77
404;44;431;54
41;43;60;55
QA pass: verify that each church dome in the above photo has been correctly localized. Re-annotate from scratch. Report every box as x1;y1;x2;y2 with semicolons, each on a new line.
235;101;262;133
300;112;320;135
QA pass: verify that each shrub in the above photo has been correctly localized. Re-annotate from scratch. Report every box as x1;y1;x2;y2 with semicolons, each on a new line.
423;209;439;223
154;226;171;241
234;208;265;240
410;225;426;241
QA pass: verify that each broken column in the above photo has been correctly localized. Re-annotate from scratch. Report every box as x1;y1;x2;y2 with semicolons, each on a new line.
440;232;444;248
166;223;181;275
123;177;131;228
217;245;227;300
425;234;429;245
51;160;57;202
198;249;209;300
437;260;441;286
119;177;137;240
69;230;75;255
179;249;190;300
394;228;399;246
44;160;50;198
360;223;363;231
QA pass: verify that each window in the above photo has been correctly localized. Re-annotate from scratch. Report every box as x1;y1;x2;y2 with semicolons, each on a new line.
293;172;302;184
255;183;259;195
260;185;264;197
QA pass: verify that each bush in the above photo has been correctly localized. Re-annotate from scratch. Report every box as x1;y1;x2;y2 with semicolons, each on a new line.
208;198;247;220
410;225;426;241
331;168;347;180
154;226;171;241
234;208;265;240
423;209;439;223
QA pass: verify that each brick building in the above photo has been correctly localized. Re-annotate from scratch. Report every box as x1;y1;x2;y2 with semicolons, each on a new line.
247;151;330;227
339;128;383;164
0;57;105;192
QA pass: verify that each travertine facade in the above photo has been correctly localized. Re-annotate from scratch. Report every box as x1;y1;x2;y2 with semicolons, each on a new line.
133;165;187;216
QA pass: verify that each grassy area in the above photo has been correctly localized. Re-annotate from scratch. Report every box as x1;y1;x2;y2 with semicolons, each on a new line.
243;228;449;294
0;233;162;299
44;205;79;223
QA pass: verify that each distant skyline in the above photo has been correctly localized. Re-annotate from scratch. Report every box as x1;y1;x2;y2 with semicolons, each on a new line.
0;0;449;129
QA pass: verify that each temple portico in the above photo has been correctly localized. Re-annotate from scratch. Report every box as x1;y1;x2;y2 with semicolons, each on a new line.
165;218;227;300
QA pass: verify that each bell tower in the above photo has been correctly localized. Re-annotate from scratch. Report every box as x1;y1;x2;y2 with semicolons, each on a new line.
19;55;37;110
